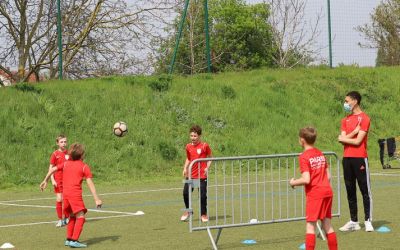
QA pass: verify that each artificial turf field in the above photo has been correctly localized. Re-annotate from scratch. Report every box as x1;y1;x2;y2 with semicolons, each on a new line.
0;170;399;250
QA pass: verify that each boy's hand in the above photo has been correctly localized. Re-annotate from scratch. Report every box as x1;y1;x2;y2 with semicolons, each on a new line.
95;199;103;209
182;168;188;178
289;178;295;189
40;181;47;191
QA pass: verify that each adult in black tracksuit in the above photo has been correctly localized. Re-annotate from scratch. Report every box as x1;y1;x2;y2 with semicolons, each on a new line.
338;91;374;232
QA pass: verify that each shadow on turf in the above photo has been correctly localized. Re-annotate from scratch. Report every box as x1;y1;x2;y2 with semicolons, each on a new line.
192;215;232;222
371;220;391;228
84;235;120;245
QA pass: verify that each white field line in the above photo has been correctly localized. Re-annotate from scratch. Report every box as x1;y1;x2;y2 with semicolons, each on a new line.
0;214;135;228
0;187;182;203
0;202;142;216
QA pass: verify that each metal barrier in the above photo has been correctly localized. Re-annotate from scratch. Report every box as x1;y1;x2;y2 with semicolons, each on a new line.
185;152;340;250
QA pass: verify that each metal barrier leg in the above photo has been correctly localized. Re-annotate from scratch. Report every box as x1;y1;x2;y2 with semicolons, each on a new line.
207;227;223;250
316;222;326;241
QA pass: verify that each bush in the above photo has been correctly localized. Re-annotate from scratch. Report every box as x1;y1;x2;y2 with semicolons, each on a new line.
149;75;172;92
14;83;42;94
221;85;236;99
158;142;178;161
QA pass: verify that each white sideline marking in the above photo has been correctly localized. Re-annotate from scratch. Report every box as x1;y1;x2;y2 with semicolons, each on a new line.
0;202;142;216
0;214;136;228
0;187;182;203
370;172;400;177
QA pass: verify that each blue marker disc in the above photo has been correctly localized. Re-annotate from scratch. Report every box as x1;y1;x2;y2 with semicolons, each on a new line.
242;239;257;245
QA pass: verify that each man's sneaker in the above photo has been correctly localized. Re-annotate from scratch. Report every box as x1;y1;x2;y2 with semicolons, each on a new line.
365;220;374;232
56;219;63;227
62;218;69;226
180;212;190;221
339;221;361;232
68;241;87;248
201;215;209;223
65;240;70;246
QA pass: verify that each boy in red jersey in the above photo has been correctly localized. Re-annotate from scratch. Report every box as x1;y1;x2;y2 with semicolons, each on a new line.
338;91;373;232
40;143;102;248
49;134;69;227
290;127;337;250
181;125;212;223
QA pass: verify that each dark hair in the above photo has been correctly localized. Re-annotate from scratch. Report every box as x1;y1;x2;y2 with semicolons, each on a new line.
189;125;202;135
346;91;362;105
56;134;66;143
299;127;317;145
69;143;85;160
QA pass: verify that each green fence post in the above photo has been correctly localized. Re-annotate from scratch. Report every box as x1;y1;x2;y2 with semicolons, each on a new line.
169;0;190;74
204;0;212;73
327;0;333;68
57;0;63;79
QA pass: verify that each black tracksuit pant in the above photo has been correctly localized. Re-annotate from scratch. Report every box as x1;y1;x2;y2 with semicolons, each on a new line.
183;178;207;215
343;157;373;222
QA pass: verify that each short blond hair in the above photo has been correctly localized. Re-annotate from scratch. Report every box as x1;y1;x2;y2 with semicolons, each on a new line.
299;127;317;144
56;134;67;143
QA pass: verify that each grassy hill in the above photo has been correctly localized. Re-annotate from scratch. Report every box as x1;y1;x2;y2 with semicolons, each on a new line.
1;66;399;189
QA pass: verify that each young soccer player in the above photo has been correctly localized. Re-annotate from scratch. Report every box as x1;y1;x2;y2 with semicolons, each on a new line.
290;127;338;250
40;143;102;248
338;91;373;232
181;125;212;223
49;134;69;227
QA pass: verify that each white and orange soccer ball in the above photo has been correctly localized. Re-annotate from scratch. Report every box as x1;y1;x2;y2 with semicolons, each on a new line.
113;121;128;137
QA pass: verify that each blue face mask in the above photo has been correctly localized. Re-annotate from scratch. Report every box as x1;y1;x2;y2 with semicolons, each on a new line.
344;103;352;112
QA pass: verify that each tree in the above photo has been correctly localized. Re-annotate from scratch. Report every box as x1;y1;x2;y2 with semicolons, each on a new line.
267;0;323;68
157;0;276;74
0;0;177;81
357;0;400;66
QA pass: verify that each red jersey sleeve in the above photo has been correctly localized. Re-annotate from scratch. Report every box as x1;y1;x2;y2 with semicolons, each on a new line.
299;155;310;173
359;114;370;132
186;145;191;161
340;118;346;132
83;164;93;179
50;152;57;165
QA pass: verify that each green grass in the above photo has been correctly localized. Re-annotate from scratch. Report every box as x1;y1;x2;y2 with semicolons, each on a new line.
0;172;399;249
0;66;400;188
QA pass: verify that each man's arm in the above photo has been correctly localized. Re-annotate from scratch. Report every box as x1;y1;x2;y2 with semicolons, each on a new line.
289;171;310;188
338;130;367;146
86;178;102;208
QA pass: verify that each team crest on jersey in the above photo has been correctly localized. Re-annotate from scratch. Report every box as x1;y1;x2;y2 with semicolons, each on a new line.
197;148;202;155
65;155;69;160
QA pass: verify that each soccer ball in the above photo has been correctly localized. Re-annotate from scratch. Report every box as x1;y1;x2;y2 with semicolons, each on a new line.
113;121;128;137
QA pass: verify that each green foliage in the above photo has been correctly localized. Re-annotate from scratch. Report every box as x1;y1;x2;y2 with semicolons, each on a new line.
14;83;42;94
148;75;172;92
0;67;400;188
221;85;236;99
158;142;178;161
157;0;276;74
358;0;400;66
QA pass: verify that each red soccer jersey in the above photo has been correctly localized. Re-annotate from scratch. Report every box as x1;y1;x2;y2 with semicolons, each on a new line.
50;150;68;182
341;112;370;157
58;160;92;198
299;148;333;200
186;142;212;179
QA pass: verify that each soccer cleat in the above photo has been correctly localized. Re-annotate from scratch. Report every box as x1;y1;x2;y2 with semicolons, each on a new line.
56;219;63;227
201;215;209;223
339;221;361;232
365;220;374;232
65;240;70;246
62;218;70;226
180;212;190;221
68;241;87;248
